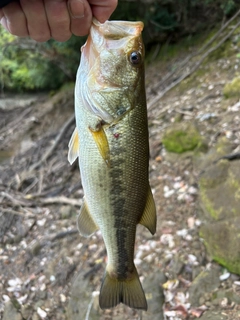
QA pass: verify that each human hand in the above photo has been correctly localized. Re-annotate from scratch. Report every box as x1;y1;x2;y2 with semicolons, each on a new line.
0;0;118;42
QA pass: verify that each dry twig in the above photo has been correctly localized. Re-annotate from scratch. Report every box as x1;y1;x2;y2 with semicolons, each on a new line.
35;195;82;207
1;208;35;218
29;114;75;171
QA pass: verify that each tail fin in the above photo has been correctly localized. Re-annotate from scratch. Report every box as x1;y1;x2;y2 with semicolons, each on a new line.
99;267;147;310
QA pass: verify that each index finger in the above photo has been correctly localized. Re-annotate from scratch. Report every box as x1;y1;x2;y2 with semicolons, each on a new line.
88;0;118;23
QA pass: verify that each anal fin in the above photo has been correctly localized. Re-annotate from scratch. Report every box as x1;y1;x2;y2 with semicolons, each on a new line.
139;185;156;235
68;127;79;165
77;199;99;237
89;126;110;167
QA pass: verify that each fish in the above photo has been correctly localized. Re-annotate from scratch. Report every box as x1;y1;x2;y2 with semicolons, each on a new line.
68;18;156;311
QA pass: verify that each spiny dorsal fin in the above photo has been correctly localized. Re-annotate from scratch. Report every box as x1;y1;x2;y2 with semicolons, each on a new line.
68;127;79;165
99;267;147;310
77;199;99;237
139;185;156;235
89;126;110;167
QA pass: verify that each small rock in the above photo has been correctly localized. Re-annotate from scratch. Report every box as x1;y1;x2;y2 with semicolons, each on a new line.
60;294;67;303
67;272;99;320
143;272;167;320
168;256;184;276
32;312;41;320
50;275;56;282
60;205;73;219
199;310;228;320
219;272;230;281
21;304;33;319
28;240;42;256
37;307;47;318
189;268;220;306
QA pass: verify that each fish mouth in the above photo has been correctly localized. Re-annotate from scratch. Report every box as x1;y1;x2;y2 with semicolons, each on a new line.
82;19;144;64
92;18;144;38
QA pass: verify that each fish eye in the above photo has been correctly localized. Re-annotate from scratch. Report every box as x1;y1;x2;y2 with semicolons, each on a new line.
129;51;141;65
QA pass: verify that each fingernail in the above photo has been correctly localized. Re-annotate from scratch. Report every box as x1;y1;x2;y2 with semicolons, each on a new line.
68;0;85;19
0;16;8;29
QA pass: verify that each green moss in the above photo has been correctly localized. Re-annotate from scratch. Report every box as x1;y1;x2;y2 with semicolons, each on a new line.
228;169;240;189
213;252;240;275
223;77;240;98
200;218;240;275
162;123;202;153
199;187;222;220
206;39;234;62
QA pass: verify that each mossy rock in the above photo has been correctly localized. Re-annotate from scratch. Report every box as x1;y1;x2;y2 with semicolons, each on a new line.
162;122;202;153
197;140;240;275
200;217;240;274
193;137;232;173
223;77;240;98
199;160;240;221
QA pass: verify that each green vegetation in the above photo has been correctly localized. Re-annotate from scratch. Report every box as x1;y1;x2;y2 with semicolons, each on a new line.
223;76;240;98
0;29;85;91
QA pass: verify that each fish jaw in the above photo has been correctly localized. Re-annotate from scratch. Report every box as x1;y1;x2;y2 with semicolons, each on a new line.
75;19;145;124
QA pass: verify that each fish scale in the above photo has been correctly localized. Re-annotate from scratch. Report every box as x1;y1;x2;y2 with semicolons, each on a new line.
68;19;156;311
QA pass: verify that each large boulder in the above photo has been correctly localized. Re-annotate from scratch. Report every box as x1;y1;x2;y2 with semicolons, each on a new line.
197;140;240;274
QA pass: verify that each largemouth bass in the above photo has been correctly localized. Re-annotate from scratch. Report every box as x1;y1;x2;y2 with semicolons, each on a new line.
68;19;156;311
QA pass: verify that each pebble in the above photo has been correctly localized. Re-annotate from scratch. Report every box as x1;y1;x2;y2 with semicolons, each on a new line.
219;272;230;281
187;217;195;229
40;284;46;291
37;219;47;227
37;307;47;318
50;275;56;282
28;240;42;256
176;229;188;237
60;294;66;303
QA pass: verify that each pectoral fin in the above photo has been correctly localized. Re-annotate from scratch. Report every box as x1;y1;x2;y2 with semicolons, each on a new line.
89;126;110;166
68;127;79;165
77;199;99;237
139;186;156;235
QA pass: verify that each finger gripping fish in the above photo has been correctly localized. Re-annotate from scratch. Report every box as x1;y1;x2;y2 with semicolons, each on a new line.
68;18;156;311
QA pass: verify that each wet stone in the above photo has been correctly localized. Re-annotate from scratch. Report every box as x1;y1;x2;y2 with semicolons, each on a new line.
60;205;73;219
21;304;33;319
142;272;166;320
28;240;42;256
32;312;41;320
168;256;184;277
213;289;240;305
67;272;99;320
3;301;22;320
189;268;220;306
198;310;228;320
